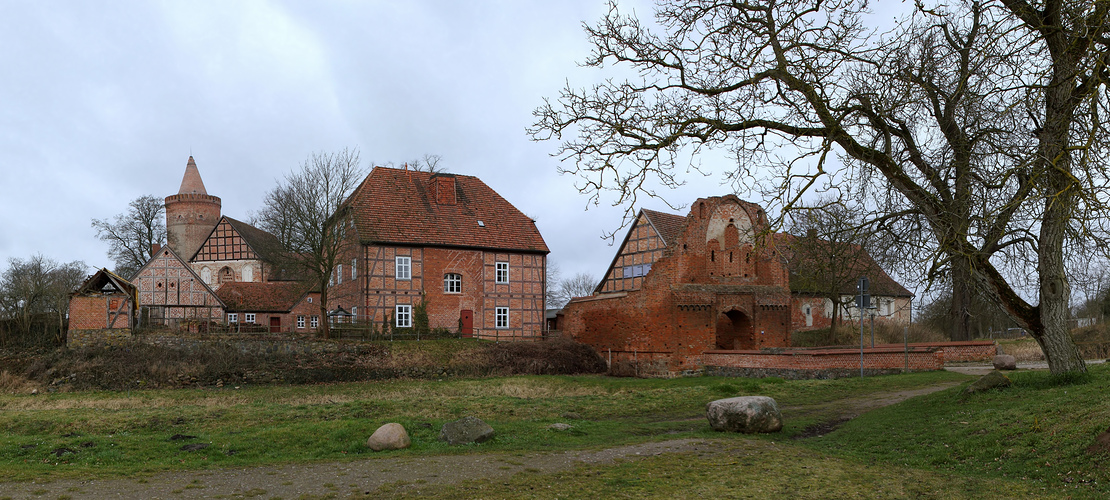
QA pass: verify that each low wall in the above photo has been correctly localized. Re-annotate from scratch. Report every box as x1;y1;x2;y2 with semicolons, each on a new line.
701;346;944;379
67;329;132;348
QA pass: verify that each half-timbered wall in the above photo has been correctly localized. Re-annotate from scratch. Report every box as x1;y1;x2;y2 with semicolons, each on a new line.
192;219;267;287
598;213;668;293
337;244;546;337
135;248;223;326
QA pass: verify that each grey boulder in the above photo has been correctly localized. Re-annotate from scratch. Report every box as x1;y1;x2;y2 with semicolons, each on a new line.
993;354;1017;370
439;416;495;445
706;396;783;433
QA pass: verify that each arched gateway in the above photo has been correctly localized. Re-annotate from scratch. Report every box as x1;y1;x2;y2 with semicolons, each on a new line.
715;309;754;350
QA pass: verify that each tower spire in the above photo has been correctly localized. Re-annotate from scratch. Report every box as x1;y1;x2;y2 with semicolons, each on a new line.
178;156;208;195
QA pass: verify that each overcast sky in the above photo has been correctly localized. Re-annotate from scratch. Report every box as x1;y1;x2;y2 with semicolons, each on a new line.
1;0;746;282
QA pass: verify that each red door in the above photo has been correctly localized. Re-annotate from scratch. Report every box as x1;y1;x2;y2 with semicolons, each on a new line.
269;316;281;333
460;310;473;337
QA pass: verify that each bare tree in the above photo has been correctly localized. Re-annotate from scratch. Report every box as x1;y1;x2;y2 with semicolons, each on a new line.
546;260;563;308
532;0;1110;374
785;201;877;338
254;148;364;339
91;195;166;279
559;272;599;306
0;255;87;346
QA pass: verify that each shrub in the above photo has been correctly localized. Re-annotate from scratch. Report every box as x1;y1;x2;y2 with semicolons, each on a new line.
476;339;607;376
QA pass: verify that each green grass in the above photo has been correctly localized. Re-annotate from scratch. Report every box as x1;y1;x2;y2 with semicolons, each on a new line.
5;366;1108;498
806;364;1110;496
0;371;962;482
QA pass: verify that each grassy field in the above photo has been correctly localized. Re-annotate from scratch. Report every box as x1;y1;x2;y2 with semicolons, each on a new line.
2;366;1108;498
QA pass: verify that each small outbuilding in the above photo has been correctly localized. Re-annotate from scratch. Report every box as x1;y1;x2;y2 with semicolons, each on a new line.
67;268;138;347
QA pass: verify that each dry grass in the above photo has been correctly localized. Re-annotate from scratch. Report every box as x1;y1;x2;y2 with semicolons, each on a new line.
0;370;37;394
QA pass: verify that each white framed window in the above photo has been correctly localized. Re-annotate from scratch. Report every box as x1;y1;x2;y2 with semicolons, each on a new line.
308;297;313;304
396;304;412;328
351;258;357;280
396;256;411;280
495;307;509;329
245;313;256;323
622;263;651;278
227;313;238;323
297;315;305;328
337;264;343;284
444;273;462;293
495;262;508;284
351;306;358;320
329;270;334;286
310;315;319;328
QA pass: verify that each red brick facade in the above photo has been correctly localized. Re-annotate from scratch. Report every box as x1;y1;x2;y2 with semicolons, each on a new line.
562;196;793;371
330;167;549;338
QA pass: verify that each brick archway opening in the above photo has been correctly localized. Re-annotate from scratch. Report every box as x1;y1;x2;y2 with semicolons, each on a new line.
715;309;754;350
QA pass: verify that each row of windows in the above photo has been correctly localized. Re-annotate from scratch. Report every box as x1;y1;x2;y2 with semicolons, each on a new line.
328;257;511;290
330;259;360;286
240;308;513;329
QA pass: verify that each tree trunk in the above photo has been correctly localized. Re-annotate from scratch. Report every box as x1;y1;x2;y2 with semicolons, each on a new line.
949;259;973;341
318;279;331;339
1036;191;1086;374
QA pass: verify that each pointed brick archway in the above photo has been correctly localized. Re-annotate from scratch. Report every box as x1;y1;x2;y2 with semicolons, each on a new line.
715;309;754;350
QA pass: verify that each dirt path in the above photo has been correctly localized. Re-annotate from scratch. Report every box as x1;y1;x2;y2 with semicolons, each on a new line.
0;382;960;499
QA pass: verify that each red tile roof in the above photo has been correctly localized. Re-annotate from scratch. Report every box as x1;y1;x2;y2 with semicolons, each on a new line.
642;209;687;245
345;167;548;253
215;281;310;312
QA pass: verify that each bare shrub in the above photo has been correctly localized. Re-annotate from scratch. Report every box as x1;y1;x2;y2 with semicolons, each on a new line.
476;339;607;376
0;370;36;393
608;358;669;378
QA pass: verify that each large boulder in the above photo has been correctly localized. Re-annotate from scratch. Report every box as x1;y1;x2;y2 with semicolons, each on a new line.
993;354;1017;370
706;396;783;434
963;370;1012;395
439;416;495;445
366;423;411;451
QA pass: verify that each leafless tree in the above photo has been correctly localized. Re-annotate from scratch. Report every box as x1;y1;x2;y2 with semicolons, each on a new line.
785;200;877;339
254;148;365;339
0;255;87;346
378;154;446;173
532;0;1110;374
548;271;599;309
545;260;563;308
91;195;166;279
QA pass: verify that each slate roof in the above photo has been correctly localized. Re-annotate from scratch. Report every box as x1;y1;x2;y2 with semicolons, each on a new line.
345;167;548;253
641;209;687;246
215;281;311;313
774;233;912;297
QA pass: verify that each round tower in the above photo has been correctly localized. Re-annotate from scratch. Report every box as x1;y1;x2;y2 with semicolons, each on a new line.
165;156;221;260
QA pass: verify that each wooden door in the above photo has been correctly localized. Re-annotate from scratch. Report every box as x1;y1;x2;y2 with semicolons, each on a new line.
269;316;281;333
460;310;473;337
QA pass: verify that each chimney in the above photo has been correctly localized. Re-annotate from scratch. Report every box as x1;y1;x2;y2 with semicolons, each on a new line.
152;243;162;255
434;175;457;205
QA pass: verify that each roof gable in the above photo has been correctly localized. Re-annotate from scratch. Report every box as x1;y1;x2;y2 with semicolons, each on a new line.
347;167;549;253
193;216;284;263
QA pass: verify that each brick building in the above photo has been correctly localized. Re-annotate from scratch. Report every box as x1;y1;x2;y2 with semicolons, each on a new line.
67;268;138;346
130;157;314;332
561;196;793;370
327;166;549;338
561;195;912;372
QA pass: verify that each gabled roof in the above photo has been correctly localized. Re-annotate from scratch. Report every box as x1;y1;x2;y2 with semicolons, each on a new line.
641;209;687;246
774;233;912;297
215;281;313;313
132;245;226;307
73;268;137;301
224;216;285;262
345;166;549;253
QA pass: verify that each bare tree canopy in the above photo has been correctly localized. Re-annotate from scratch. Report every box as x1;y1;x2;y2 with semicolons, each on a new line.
91;195;166;279
0;255;87;346
785;200;877;335
254;148;364;339
532;0;1110;374
549;270;600;309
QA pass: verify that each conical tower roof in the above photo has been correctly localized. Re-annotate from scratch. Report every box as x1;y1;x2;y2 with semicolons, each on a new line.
177;156;208;195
